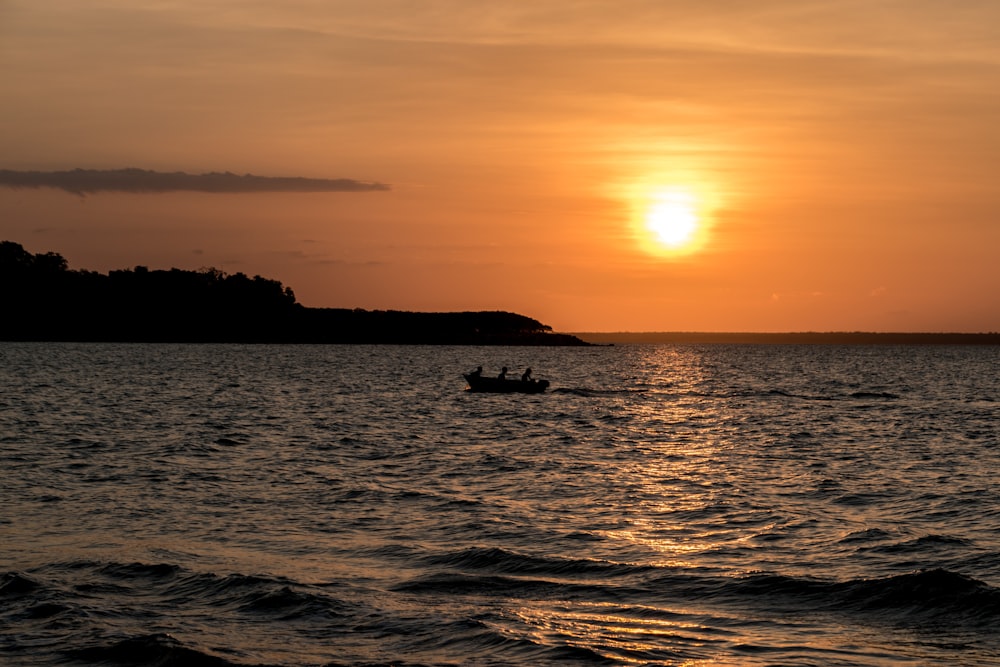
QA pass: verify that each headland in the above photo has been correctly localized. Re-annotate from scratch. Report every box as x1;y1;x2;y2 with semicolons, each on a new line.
0;241;588;345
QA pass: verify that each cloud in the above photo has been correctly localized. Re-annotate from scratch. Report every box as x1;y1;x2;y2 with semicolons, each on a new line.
0;168;390;195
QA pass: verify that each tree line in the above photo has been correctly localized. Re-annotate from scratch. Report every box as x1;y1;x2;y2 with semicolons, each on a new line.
0;241;588;345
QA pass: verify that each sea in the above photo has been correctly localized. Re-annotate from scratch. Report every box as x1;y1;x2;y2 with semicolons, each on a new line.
2;342;999;666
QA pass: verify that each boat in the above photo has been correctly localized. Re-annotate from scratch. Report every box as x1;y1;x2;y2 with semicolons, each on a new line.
464;374;550;394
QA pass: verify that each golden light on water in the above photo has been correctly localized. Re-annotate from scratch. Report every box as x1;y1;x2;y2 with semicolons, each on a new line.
510;602;734;666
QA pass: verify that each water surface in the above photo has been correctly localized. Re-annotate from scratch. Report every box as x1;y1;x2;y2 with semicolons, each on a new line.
2;343;999;665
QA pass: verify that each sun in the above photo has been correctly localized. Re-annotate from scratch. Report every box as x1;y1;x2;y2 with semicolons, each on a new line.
633;187;709;257
647;195;698;248
616;178;719;258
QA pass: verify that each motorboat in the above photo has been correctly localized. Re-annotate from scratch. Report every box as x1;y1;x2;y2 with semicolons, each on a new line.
464;374;549;394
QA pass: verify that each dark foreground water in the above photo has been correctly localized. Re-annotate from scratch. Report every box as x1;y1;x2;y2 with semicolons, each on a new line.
2;342;999;666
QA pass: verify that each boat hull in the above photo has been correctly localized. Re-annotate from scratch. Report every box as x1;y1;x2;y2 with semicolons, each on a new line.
464;374;549;394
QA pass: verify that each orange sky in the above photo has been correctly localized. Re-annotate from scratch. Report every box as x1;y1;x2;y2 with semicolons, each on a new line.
3;1;999;332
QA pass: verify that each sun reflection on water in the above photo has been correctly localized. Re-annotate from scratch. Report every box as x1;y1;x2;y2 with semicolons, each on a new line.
508;602;740;666
592;344;766;576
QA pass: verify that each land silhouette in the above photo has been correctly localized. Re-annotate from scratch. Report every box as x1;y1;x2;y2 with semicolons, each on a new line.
6;241;996;345
0;241;588;345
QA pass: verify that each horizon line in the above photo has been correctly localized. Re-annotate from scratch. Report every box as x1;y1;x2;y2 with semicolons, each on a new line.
569;331;1000;344
570;330;1000;335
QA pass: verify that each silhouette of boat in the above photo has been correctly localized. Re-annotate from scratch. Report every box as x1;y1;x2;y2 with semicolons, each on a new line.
464;374;550;394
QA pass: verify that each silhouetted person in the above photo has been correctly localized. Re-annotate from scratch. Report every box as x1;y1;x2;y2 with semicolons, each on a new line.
497;366;508;380
521;367;533;382
469;365;483;378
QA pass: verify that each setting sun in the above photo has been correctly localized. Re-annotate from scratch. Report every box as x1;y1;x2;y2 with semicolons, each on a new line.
627;185;713;258
647;193;698;248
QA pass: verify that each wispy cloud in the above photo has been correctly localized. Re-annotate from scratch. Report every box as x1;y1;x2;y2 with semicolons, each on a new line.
0;168;390;195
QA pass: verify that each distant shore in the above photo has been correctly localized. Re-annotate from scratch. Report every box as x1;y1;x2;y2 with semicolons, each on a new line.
573;331;1000;345
1;240;590;345
5;241;996;347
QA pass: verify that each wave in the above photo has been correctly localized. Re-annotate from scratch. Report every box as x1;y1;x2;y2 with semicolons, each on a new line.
394;553;1000;630
760;388;901;401
589;386;906;402
848;391;901;399
6;556;1000;667
64;633;246;667
2;561;372;666
392;571;612;600
836;527;896;544
1;571;43;596
421;546;652;577
551;387;647;397
237;585;349;620
4;560;354;623
97;561;183;579
861;534;974;555
345;613;616;666
660;568;1000;628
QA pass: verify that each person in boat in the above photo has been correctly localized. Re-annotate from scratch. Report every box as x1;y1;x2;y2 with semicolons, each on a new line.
497;366;508;380
521;367;533;382
469;365;483;378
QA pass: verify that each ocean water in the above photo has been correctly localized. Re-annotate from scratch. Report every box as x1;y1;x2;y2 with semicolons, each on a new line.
1;342;999;666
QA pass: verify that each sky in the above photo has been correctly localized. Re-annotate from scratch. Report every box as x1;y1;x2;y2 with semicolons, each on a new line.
2;1;999;332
